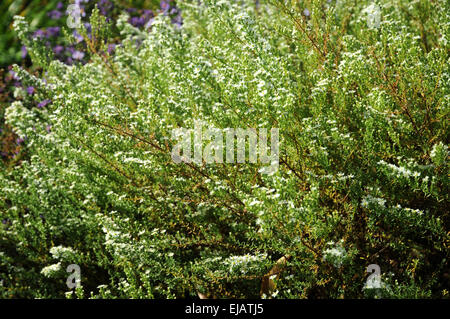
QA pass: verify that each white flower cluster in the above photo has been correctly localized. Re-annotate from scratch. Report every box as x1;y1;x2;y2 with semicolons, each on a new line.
322;241;347;268
361;195;386;208
225;253;267;274
430;142;448;166
377;160;421;179
50;246;77;261
40;262;62;278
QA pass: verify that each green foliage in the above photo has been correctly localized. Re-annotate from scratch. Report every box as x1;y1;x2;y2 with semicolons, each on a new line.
0;0;59;67
1;0;449;299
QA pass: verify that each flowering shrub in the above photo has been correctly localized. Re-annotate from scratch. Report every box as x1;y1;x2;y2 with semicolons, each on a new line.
0;0;449;299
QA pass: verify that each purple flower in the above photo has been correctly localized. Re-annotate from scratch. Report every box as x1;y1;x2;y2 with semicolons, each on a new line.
107;44;116;54
33;29;45;39
128;9;155;29
303;9;310;17
16;137;24;145
21;45;27;59
145;18;155;29
53;45;64;55
160;0;170;13
75;0;90;5
98;0;114;16
47;26;60;37
143;9;153;18
10;70;18;80
56;2;64;10
48;10;63;20
37;99;52;108
172;14;183;27
130;16;146;27
84;22;92;33
74;0;89;16
73;30;84;43
26;86;35;95
72;50;85;60
46;125;52;133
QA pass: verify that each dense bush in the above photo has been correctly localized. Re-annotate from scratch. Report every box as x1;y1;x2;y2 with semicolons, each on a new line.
1;0;448;298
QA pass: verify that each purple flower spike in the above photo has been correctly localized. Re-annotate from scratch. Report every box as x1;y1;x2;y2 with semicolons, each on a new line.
37;99;52;108
26;86;35;95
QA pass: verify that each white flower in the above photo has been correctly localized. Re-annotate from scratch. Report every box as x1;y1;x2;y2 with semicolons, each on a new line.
41;262;62;278
322;242;347;268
